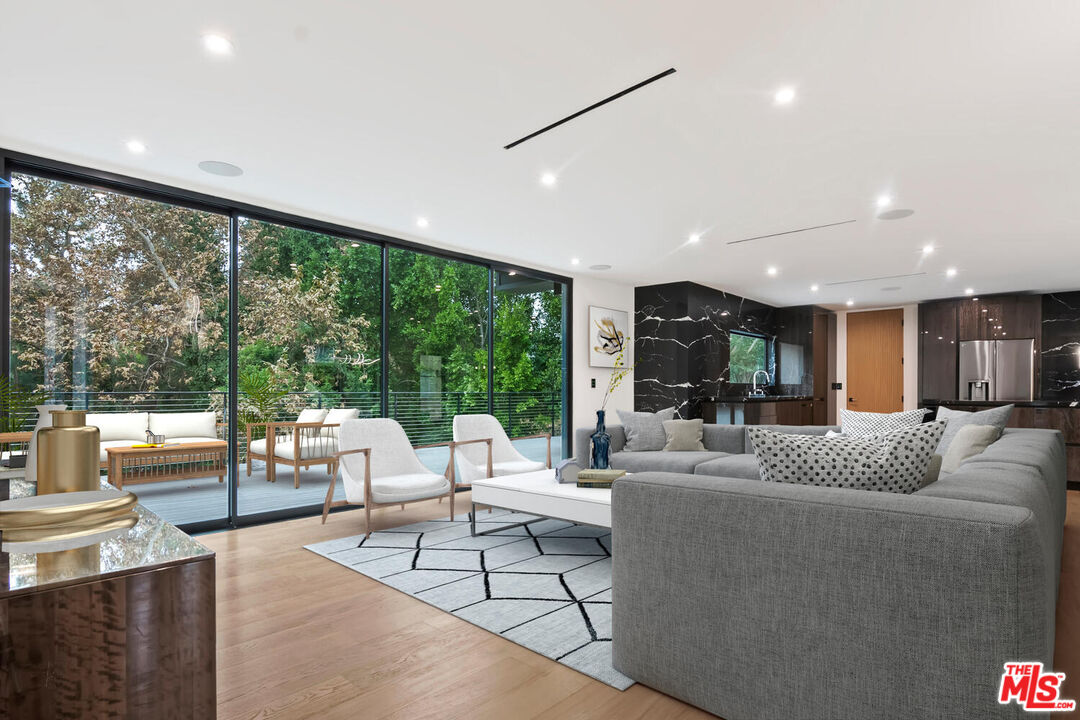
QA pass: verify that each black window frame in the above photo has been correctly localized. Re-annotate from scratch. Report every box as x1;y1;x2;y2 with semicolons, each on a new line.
728;329;774;386
0;148;573;533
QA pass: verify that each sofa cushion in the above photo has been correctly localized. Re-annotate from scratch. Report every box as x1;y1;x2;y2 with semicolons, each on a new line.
610;451;729;475
742;425;839;454
250;436;338;461
371;472;451;504
662;419;704;451
149;411;216;440
693;454;762;480
940;424;1001;474
702;424;746;453
747;421;947;494
935;404;1013;454
617;408;675;451
99;439;138;462
840;408;929;438
87;412;148;442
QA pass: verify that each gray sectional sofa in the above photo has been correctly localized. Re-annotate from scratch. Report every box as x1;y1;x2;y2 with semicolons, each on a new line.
574;422;840;479
589;424;1066;720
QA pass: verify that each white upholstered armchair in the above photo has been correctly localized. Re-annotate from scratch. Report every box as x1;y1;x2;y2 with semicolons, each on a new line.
451;414;551;487
322;418;454;537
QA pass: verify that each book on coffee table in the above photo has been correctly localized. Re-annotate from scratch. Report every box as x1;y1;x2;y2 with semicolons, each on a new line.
576;469;626;488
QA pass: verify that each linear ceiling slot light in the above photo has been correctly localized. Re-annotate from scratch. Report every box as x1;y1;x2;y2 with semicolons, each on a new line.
824;272;926;287
726;219;856;245
503;68;677;150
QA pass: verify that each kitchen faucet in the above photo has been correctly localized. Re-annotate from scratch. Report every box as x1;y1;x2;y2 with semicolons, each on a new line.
750;370;770;397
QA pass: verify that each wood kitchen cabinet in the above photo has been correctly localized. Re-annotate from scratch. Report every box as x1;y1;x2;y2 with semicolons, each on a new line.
919;301;958;401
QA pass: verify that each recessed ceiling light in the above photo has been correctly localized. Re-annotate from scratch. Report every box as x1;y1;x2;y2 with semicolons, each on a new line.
416;217;429;228
508;270;517;276
202;33;234;56
773;86;796;105
126;139;146;154
570;258;580;265
688;233;701;244
946;267;957;278
876;194;893;209
540;172;557;187
198;160;243;177
589;264;612;271
965;288;975;295
846;299;855;307
810;284;819;292
766;266;778;276
922;244;934;255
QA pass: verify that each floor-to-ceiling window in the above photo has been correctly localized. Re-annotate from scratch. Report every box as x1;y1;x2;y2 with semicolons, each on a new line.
3;154;571;531
8;173;229;526
493;271;565;462
236;217;382;514
387;247;489;473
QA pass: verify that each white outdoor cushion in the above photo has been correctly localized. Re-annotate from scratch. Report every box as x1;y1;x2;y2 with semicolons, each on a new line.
249;436;338;460
296;408;330;425
167;436;222;445
99;439;141;462
370;472;451;504
149;412;216;440
86;412;148;442
323;408;360;437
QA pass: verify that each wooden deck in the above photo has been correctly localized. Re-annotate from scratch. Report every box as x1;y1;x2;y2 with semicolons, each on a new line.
132;437;562;526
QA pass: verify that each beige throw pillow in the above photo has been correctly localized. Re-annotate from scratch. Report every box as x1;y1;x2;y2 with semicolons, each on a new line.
662;419;705;452
940;424;1002;474
921;454;943;488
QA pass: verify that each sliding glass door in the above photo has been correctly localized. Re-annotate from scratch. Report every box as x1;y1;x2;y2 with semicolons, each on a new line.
2;156;571;531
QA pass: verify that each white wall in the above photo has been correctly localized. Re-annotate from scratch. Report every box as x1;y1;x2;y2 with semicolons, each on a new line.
571;276;636;447
833;305;919;413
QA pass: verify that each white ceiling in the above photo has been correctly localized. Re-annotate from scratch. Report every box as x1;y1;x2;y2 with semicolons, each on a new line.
3;1;1079;309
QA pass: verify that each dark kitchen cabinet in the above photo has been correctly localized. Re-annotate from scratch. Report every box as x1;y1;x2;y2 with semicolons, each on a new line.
919;301;958;401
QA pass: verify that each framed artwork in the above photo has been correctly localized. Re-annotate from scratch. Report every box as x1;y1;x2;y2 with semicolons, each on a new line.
589;306;629;368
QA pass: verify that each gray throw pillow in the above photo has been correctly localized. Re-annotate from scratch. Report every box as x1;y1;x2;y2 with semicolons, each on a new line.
662;419;705;451
940;424;1003;474
935;404;1013;454
747;421;947;495
617;407;675;451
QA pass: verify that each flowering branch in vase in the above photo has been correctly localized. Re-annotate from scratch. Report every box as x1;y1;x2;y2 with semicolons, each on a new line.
600;349;636;411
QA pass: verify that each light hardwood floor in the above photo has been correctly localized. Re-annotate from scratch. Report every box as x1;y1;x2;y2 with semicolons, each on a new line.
202;490;1080;720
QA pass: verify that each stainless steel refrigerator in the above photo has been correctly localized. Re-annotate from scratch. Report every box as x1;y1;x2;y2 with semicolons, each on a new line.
958;339;1036;401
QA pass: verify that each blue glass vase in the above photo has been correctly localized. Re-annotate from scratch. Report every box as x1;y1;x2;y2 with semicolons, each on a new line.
590;410;611;470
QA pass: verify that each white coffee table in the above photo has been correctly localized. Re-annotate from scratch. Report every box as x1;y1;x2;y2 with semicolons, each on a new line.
469;469;612;536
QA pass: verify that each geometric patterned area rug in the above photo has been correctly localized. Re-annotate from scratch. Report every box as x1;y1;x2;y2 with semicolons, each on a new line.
304;508;633;690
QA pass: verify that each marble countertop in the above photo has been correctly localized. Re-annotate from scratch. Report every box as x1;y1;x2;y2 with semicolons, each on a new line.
704;395;814;404
924;399;1080;409
0;478;213;597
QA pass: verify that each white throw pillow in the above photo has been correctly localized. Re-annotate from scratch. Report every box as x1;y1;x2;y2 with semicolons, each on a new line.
86;412;149;441
323;408;360;437
840;408;929;438
748;420;947;495
940;423;1002;474
148;411;217;440
297;408;330;425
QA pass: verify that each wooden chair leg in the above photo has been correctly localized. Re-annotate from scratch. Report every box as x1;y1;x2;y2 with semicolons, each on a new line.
400;504;405;511
294;461;301;490
246;457;252;477
449;487;455;521
321;477;336;524
364;503;372;539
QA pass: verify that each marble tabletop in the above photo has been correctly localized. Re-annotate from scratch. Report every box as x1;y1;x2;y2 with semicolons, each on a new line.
0;478;213;597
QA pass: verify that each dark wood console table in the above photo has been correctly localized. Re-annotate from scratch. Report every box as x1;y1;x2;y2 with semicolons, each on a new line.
0;479;216;719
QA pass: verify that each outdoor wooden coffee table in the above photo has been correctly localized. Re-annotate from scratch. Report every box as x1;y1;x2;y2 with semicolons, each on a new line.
106;441;228;490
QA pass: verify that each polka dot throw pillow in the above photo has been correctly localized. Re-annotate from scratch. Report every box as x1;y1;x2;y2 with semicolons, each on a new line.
747;420;947;495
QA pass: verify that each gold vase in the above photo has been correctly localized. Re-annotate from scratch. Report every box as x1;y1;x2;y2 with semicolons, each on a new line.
37;410;101;495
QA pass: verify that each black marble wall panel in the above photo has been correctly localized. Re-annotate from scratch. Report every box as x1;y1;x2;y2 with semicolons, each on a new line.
635;282;819;417
1042;292;1080;401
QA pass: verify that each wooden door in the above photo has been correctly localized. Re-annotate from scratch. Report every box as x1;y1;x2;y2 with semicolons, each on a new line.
847;309;904;412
